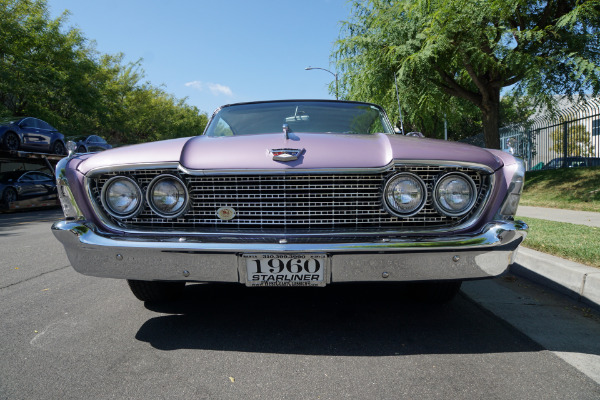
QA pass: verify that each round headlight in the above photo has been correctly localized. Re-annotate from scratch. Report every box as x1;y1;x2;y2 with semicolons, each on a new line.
433;173;477;216
384;173;427;217
101;176;143;218
147;175;189;218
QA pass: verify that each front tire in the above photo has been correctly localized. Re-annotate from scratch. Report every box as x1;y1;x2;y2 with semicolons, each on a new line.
52;141;66;155
77;145;86;153
127;280;185;302
3;132;19;151
2;187;17;206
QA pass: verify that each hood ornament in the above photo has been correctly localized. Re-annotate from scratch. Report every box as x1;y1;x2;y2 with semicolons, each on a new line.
283;123;290;140
270;148;304;162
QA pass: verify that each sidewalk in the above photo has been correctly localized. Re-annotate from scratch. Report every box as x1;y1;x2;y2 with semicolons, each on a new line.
517;205;600;227
511;206;600;309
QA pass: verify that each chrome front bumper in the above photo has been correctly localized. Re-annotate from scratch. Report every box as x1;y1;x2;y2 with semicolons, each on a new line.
52;220;527;284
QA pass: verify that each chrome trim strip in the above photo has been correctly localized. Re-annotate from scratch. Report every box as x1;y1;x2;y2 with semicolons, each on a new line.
82;162;180;176
82;160;494;177
178;160;495;176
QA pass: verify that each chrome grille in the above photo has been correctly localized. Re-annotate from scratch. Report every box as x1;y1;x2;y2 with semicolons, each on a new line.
88;165;491;233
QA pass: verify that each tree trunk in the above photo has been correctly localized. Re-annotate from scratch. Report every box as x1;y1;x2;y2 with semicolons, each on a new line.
481;88;501;149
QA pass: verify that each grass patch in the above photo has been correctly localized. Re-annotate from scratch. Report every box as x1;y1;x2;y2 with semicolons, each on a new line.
517;216;600;268
520;166;600;212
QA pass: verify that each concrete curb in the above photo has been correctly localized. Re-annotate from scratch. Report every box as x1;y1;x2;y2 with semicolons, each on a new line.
510;247;600;310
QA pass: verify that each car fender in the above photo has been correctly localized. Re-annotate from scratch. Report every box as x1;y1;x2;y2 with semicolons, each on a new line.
1;129;21;147
50;137;65;147
2;129;20;138
1;184;18;200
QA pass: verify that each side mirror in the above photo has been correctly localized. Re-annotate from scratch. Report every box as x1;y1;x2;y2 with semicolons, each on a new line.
394;127;402;135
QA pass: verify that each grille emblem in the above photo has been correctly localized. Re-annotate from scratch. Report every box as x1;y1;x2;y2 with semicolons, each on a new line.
217;207;236;221
270;148;304;162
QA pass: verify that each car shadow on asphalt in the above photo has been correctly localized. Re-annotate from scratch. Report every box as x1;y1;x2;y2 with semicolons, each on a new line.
136;282;543;356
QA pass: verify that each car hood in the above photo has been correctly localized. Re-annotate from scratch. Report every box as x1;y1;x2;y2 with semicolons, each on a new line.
77;133;502;174
180;133;502;170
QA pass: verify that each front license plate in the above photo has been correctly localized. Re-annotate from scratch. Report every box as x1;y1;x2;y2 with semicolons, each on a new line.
242;254;328;287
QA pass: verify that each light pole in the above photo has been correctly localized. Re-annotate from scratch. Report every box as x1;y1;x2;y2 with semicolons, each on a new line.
305;66;338;100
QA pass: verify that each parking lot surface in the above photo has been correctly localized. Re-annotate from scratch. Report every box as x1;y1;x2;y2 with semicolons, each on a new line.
1;209;599;399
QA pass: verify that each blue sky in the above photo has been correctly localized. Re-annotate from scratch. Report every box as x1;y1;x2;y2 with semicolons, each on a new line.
48;0;352;115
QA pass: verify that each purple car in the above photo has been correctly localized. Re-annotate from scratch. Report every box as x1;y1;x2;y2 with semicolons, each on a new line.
52;100;527;303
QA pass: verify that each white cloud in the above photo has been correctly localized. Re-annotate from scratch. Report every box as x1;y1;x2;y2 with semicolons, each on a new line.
184;80;203;90
185;81;233;97
207;83;233;97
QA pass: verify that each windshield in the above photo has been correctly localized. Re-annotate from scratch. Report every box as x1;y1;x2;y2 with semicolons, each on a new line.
204;101;393;137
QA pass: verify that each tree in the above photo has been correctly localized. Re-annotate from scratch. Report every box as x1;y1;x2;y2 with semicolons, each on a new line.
94;57;208;144
334;0;600;148
551;122;595;157
0;0;208;144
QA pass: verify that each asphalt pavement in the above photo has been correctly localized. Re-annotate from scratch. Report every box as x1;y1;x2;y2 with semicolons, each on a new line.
1;207;600;398
0;209;598;399
514;206;600;309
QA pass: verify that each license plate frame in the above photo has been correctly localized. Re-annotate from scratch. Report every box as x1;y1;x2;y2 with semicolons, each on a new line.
241;253;330;287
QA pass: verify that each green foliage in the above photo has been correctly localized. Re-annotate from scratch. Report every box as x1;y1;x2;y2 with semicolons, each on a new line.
551;123;595;157
334;0;600;148
500;94;536;127
0;0;207;144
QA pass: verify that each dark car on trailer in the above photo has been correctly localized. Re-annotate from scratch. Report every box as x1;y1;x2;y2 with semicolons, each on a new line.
0;170;57;207
0;117;66;155
69;135;112;153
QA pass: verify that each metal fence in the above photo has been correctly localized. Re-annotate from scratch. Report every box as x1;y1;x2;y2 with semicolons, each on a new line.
499;98;600;171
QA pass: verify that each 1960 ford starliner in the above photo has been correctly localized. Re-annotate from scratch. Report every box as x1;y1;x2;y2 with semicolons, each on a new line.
52;100;527;303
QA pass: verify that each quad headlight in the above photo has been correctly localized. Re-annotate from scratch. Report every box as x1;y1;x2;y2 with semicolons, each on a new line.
146;175;189;218
384;173;427;217
101;176;143;219
433;173;477;217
